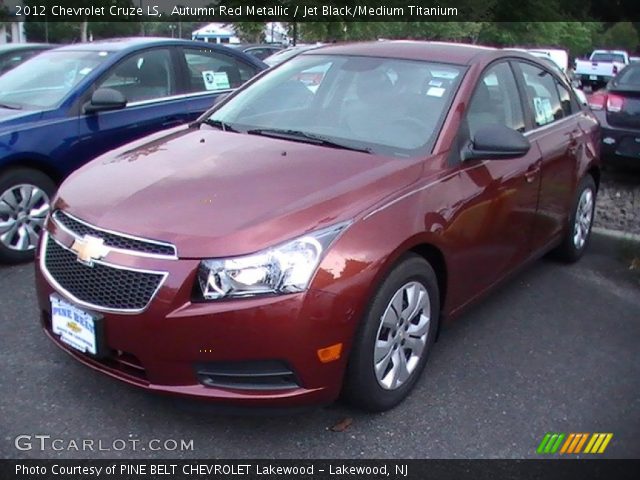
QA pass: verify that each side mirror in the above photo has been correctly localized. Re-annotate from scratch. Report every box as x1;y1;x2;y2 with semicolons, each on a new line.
462;124;530;161
84;88;127;114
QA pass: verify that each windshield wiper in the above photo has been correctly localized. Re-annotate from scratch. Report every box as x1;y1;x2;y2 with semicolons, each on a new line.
201;118;239;132
0;102;22;110
246;128;372;154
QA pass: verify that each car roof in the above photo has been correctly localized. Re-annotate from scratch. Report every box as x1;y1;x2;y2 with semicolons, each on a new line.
0;43;51;53
229;43;283;50
46;38;268;69
304;41;507;65
52;37;234;53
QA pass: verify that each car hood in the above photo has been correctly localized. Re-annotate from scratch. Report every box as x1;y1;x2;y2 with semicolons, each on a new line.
56;126;422;258
0;107;41;127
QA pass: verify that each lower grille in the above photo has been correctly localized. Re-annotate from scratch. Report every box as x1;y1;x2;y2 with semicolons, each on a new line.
195;361;300;391
43;235;165;312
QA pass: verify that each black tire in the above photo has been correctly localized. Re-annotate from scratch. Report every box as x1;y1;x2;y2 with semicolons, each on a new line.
343;254;440;412
553;175;597;263
0;168;56;264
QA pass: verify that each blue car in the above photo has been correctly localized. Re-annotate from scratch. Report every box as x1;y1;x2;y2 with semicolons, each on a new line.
0;38;266;262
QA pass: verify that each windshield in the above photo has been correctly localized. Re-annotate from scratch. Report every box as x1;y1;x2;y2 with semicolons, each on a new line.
263;47;316;67
208;54;464;157
0;50;111;109
591;53;626;63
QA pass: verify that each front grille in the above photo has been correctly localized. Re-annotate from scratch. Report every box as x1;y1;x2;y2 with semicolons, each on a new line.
43;236;165;312
195;360;300;391
52;210;176;257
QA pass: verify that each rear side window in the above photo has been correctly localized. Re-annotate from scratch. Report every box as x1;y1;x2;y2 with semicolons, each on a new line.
467;62;525;136
519;62;563;127
591;53;626;63
181;48;257;93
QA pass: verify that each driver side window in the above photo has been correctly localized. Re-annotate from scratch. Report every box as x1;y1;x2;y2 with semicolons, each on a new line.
467;62;525;137
97;49;176;104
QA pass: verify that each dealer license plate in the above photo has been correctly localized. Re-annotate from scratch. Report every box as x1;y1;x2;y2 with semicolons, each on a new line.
589;75;598;80
51;296;98;355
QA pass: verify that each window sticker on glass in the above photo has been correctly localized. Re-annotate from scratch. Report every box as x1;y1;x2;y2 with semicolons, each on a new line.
202;71;230;90
426;86;445;97
79;67;93;75
533;97;554;125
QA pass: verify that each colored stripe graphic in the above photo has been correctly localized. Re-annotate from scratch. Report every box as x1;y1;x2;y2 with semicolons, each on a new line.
540;433;613;455
573;433;589;454
537;433;552;454
560;433;575;454
537;433;565;454
584;433;613;454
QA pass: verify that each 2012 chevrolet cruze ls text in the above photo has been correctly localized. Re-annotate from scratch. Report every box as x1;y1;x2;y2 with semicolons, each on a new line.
35;42;600;411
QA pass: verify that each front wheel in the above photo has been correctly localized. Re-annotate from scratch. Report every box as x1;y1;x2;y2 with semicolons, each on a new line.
0;168;55;263
553;175;596;263
343;254;440;412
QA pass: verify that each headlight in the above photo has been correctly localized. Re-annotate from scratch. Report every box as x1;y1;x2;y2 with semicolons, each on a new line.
197;222;350;300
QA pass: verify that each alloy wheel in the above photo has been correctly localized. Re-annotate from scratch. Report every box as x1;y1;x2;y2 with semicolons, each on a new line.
0;184;51;252
374;281;431;390
573;187;594;250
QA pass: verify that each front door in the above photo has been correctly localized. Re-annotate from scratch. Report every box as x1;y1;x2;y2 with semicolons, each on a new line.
447;61;542;303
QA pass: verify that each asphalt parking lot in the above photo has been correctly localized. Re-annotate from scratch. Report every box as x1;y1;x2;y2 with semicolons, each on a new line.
0;235;638;460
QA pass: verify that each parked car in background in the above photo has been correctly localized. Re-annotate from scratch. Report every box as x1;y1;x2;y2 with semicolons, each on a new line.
0;38;266;263
575;50;629;90
228;43;284;61
588;63;640;168
36;42;600;412
263;44;324;67
526;48;569;73
0;43;51;75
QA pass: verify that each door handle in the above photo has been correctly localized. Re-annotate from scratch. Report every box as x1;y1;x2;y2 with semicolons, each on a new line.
524;163;540;184
568;130;580;156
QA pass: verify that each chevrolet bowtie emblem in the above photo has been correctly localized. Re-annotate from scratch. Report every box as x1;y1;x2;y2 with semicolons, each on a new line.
71;235;110;266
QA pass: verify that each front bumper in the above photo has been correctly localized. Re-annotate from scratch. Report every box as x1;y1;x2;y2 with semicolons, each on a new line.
35;234;360;407
593;110;640;167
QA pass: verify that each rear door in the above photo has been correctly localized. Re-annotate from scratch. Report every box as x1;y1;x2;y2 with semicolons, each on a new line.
514;60;581;251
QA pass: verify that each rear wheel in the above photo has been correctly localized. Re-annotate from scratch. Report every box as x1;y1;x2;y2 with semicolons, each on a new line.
343;254;440;412
553;175;596;263
0;168;55;263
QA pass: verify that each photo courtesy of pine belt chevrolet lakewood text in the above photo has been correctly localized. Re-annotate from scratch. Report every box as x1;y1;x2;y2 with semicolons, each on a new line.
35;41;600;411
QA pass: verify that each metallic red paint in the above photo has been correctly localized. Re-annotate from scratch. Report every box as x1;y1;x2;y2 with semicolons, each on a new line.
35;42;601;407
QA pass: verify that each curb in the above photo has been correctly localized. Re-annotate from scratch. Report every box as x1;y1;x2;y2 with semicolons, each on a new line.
592;227;640;244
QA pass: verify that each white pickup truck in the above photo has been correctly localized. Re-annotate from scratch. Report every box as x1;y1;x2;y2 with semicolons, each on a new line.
575;50;629;89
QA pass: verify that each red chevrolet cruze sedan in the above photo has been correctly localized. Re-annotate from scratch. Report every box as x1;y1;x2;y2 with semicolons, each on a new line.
35;42;600;411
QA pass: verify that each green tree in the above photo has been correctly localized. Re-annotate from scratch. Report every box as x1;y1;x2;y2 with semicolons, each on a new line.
233;22;265;43
599;22;639;52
